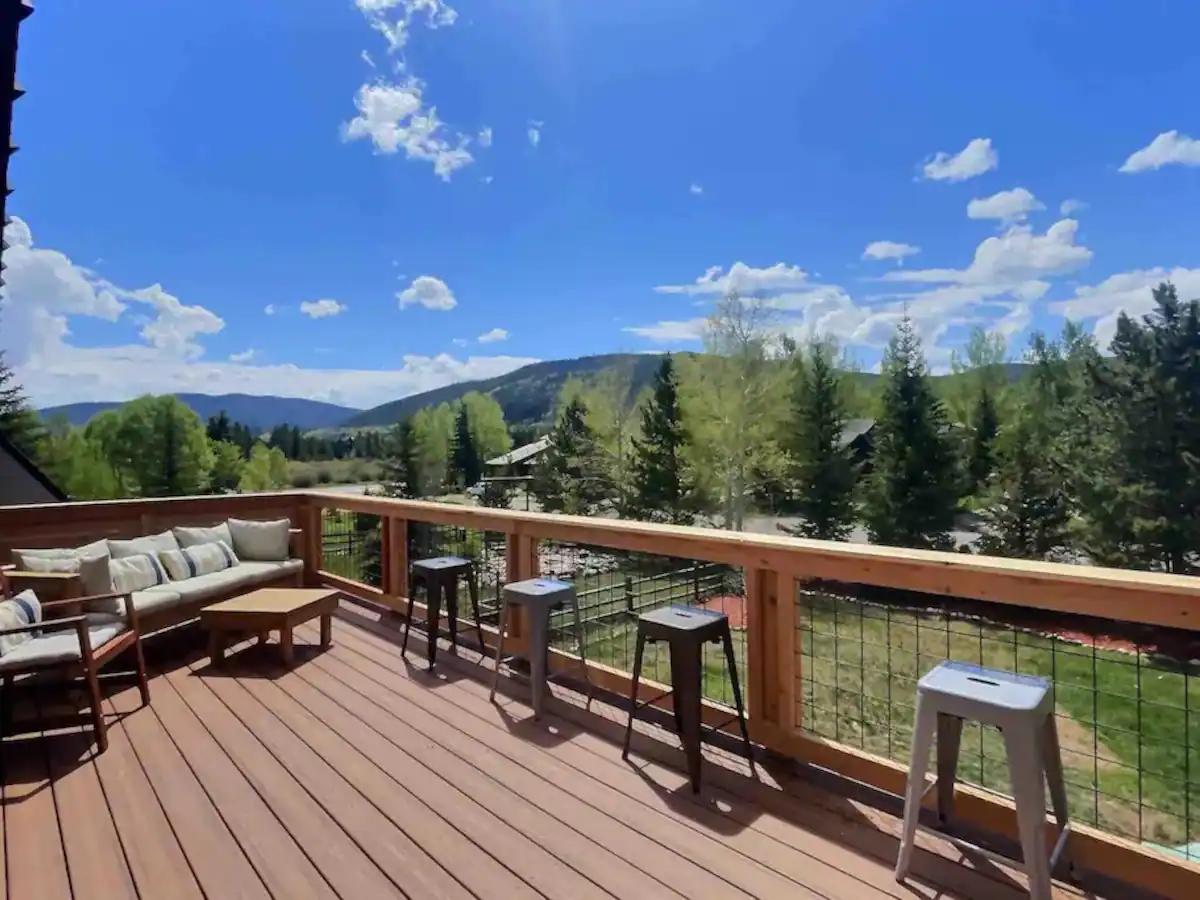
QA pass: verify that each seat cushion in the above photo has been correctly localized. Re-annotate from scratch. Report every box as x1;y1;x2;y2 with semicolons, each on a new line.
130;586;184;616
0;619;127;671
174;522;234;549
233;559;303;582
226;518;291;561
170;567;264;605
109;530;180;560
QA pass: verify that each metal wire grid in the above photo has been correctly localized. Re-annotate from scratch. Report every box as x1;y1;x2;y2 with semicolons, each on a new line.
797;583;1200;858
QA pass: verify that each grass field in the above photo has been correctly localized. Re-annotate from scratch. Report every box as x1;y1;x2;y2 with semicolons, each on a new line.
287;458;382;488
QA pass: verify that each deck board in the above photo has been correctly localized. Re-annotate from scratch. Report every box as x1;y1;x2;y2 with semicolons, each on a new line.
0;608;1117;900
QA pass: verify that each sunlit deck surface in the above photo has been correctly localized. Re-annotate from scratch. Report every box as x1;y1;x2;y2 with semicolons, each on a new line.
1;601;1103;900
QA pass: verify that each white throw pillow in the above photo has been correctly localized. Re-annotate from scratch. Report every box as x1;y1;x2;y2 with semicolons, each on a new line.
159;541;238;581
13;539;112;596
173;522;234;549
109;554;170;594
226;518;291;561
0;589;41;656
108;530;181;560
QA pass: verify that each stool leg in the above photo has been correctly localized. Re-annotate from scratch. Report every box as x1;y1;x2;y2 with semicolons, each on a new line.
426;576;442;671
670;640;705;794
1042;714;1070;830
400;575;418;658
622;629;647;760
490;601;509;702
895;694;937;882
721;626;754;772
936;712;963;825
467;570;486;654
1004;725;1053;900
528;605;551;719
570;592;592;705
446;576;460;656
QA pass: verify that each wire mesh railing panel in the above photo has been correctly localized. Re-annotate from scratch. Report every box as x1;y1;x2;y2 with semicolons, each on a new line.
320;509;382;589
538;538;746;707
407;521;507;629
797;581;1200;860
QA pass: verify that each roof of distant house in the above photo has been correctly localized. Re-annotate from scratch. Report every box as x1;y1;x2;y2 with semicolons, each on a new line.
486;437;551;468
839;418;875;447
0;430;68;502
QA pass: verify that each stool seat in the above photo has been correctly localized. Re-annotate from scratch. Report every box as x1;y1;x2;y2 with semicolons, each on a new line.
402;556;484;670
490;577;589;719
896;661;1072;900
622;605;753;793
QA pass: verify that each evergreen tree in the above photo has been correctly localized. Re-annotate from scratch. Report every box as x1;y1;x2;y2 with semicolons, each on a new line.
379;418;421;498
967;386;1000;493
627;356;696;524
863;318;960;549
449;402;482;488
531;395;611;516
0;350;42;456
778;339;857;540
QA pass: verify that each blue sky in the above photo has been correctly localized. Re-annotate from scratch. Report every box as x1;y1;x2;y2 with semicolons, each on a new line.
4;0;1200;410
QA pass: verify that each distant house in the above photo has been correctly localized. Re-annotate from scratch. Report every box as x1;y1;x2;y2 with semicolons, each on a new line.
485;437;551;478
840;418;875;468
0;432;67;506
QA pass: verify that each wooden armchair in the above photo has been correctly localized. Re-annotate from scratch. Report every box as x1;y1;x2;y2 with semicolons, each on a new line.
0;578;150;754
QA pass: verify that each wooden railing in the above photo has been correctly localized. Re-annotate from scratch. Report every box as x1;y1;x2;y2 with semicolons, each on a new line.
1;490;1198;899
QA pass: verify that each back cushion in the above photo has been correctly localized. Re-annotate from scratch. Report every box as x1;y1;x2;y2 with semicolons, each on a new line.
226;518;291;561
108;530;180;560
109;554;170;595
159;541;239;581
12;539;112;597
0;589;41;656
174;522;234;549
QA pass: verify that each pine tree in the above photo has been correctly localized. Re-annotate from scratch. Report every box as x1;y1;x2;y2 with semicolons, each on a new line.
0;350;42;456
379;418;421;499
967;386;1000;493
628;356;696;524
531;395;611;516
449;403;482;489
863;318;960;549
778;339;857;540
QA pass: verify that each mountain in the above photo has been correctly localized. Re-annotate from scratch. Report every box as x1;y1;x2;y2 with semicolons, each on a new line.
39;394;363;434
349;353;668;428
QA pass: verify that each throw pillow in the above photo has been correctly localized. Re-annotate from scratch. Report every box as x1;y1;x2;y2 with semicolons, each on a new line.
108;530;181;560
173;522;234;549
226;518;291;561
0;589;41;657
159;541;238;581
109;554;170;595
12;539;112;596
14;554;122;616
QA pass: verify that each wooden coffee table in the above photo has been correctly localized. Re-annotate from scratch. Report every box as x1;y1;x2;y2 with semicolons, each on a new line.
201;587;340;667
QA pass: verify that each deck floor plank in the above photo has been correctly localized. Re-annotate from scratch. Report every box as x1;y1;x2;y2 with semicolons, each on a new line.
1;726;72;899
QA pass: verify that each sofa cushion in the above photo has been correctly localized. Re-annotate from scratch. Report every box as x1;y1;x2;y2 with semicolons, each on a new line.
12;540;112;597
0;589;41;656
170;567;264;605
233;559;303;582
109;530;180;560
129;586;184;616
226;518;291;561
159;541;238;581
0;618;127;671
110;554;170;594
173;522;234;549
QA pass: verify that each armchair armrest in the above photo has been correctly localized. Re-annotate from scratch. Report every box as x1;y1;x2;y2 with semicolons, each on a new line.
2;569;84;602
0;614;88;638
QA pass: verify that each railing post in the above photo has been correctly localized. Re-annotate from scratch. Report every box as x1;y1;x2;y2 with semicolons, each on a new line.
301;502;322;587
383;516;408;601
745;566;797;740
504;533;537;656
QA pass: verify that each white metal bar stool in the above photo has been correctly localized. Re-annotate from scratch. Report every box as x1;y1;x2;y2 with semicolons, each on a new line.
895;661;1071;900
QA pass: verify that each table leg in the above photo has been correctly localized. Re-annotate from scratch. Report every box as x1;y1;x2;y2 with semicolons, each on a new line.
257;631;270;647
280;626;294;666
320;612;333;649
209;630;226;666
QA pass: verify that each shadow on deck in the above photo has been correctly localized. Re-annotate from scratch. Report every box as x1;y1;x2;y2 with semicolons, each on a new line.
0;599;1107;900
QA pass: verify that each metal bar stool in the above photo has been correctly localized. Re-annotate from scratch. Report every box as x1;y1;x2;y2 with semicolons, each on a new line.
490;577;589;719
895;661;1072;900
402;556;484;669
621;605;753;793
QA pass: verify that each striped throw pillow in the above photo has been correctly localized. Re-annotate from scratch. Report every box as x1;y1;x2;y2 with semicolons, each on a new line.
109;553;170;594
0;590;42;656
159;541;238;582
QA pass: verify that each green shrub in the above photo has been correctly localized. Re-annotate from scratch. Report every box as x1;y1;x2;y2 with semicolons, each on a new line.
315;467;334;484
291;471;316;488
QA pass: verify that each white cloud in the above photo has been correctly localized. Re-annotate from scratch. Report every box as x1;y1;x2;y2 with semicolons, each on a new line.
398;275;457;310
477;327;508;344
345;1;473;180
1051;267;1200;350
478;126;493;147
1120;131;1200;173
1;218;536;409
451;337;469;347
1060;198;1087;216
623;318;708;343
967;187;1045;224
263;304;276;316
481;175;494;185
360;50;376;69
654;262;815;297
229;349;256;363
862;241;920;262
921;137;998;182
689;183;704;196
528;121;542;148
299;299;348;319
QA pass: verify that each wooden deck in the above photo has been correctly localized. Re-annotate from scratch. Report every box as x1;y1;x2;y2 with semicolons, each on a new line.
0;602;1105;900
